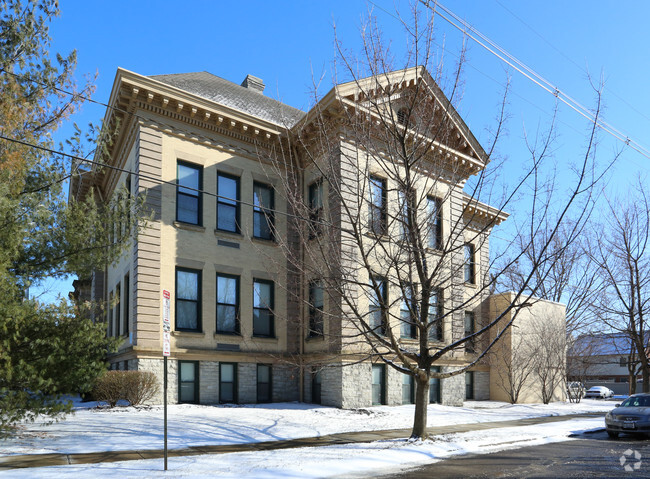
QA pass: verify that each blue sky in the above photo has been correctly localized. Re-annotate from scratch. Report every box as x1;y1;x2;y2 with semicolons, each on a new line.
34;0;649;301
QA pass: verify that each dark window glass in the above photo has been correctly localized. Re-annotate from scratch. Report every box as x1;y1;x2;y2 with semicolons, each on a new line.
428;289;443;341
257;364;272;403
312;371;322;404
176;162;202;225
400;283;416;339
372;364;386;405
429;366;441;404
368;276;387;335
308;181;323;238
397;108;408;126
465;371;474;400
402;374;414;404
253;279;274;337
428;197;442;249
464;243;475;284
369;176;387;235
115;282;121;336
219;363;237;403
108;291;113;337
124;273;130;336
179;361;199;404
217;173;240;233
176;268;201;331
309;281;324;337
253;182;274;240
217;274;239;334
465;311;475;353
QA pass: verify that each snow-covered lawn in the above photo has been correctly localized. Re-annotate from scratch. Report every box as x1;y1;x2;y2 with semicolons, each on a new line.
1;399;614;478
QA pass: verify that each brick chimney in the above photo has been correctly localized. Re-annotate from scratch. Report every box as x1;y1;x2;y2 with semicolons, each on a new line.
241;74;265;94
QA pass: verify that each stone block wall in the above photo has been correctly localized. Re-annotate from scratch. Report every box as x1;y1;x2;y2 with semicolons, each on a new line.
341;362;371;409
386;367;403;406
272;365;300;402
474;371;490;401
136;358;177;404
441;367;465;406
200;361;219;404
238;362;257;403
321;365;343;407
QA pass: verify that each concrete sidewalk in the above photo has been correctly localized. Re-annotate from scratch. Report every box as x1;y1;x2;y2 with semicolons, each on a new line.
0;413;603;470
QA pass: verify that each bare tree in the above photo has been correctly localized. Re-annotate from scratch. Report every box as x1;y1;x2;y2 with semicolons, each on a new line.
530;315;567;404
589;185;650;391
489;324;539;404
259;4;607;439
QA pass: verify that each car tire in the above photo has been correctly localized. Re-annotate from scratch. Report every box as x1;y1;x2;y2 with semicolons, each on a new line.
607;430;619;439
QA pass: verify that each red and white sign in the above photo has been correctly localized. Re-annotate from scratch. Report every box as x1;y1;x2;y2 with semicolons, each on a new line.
162;290;171;356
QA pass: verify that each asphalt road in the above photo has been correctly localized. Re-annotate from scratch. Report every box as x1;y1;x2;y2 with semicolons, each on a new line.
381;430;650;478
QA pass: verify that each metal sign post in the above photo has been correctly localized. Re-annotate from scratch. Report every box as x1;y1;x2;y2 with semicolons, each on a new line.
162;289;171;471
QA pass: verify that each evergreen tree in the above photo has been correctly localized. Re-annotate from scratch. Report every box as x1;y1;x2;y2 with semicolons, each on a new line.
0;0;139;436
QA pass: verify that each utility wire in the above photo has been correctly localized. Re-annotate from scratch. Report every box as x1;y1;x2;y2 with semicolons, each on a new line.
419;0;650;160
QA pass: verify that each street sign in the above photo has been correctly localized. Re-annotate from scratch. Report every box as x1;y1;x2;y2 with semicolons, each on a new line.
162;290;171;332
162;331;171;357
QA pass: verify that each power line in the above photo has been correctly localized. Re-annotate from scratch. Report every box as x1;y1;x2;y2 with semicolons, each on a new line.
0;132;322;227
419;0;650;160
492;0;650;129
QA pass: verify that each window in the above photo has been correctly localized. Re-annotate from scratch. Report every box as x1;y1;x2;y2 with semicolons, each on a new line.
400;283;416;339
428;289;443;341
402;374;414;404
257;364;272;403
308;180;323;238
176;162;202;225
216;274;239;334
124;273;131;336
124;174;132;237
219;363;237;403
253;182;274;240
312;371;322;404
176;268;201;331
372;364;386;405
427;196;442;249
178;361;199;404
124;273;130;336
465;371;474;400
368;176;387;235
368;276;387;335
429;366;441;404
464;243;476;284
309;281;324;337
464;311;475;353
620;356;627;367
399;189;412;240
217;173;240;233
108;291;114;337
397;107;408;126
115;282;121;336
253;279;274;337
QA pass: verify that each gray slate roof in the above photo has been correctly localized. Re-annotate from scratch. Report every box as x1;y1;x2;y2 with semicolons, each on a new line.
149;72;304;127
572;333;642;356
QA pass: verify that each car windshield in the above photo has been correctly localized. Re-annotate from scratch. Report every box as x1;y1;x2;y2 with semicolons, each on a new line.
621;396;650;407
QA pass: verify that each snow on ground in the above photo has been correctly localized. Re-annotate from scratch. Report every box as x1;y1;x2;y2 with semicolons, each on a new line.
1;416;607;478
0;398;613;457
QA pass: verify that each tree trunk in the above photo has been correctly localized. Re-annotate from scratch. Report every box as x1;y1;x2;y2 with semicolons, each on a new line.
629;374;637;395
643;368;649;393
411;376;430;439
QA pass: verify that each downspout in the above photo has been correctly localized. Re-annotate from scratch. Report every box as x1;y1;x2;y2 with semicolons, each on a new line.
298;143;305;403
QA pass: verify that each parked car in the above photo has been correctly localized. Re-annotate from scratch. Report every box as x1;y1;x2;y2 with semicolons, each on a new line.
605;393;650;438
567;382;586;399
585;386;614;399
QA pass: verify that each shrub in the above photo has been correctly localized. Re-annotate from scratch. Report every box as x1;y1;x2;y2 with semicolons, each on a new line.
122;371;159;406
92;371;160;407
92;371;123;408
